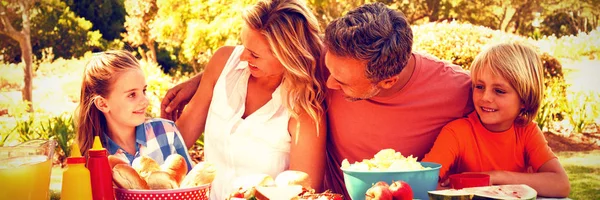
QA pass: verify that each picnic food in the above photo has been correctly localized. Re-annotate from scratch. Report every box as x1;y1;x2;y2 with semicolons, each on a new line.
365;182;393;200
228;171;343;200
160;154;188;184
132;155;161;180
341;148;427;171
428;184;537;200
180;161;217;188
108;155;129;169
111;155;216;191
275;170;311;189
112;163;150;190
147;171;179;189
389;180;413;200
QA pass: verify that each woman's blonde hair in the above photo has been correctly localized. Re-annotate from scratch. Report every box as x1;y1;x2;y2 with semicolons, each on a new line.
76;50;141;156
243;0;326;127
470;42;544;125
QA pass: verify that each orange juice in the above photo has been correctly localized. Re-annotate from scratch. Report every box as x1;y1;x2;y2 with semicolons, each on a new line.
0;155;52;200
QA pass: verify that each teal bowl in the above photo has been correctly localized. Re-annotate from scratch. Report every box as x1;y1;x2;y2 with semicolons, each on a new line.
341;162;441;200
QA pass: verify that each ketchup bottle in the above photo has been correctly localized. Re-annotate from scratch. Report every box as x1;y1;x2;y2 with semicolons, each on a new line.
87;136;114;200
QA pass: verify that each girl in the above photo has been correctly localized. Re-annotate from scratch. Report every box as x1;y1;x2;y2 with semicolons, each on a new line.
76;50;192;170
422;42;570;197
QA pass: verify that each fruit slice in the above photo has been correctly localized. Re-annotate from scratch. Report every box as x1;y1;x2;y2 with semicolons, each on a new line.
429;184;537;200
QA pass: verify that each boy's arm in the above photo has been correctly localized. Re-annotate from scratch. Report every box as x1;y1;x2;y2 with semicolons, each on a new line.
486;124;570;198
422;124;462;183
486;158;570;198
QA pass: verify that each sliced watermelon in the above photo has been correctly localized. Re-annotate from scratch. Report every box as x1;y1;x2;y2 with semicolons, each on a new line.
429;184;537;200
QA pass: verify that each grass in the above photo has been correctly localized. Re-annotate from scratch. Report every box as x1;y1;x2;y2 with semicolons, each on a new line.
557;150;600;199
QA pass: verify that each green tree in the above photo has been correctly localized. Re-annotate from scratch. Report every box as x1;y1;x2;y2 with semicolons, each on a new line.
122;0;158;63
1;0;103;62
0;0;36;111
539;0;600;37
66;0;126;41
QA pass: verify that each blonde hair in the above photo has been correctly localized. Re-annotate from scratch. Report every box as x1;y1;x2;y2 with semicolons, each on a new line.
243;0;326;127
470;42;544;125
76;50;141;156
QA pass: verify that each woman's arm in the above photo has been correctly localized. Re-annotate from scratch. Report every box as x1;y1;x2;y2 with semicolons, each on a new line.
176;46;235;148
486;158;570;198
288;111;327;191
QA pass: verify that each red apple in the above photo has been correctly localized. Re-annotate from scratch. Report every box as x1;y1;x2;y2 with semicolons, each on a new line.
374;181;390;188
365;184;393;200
389;180;413;200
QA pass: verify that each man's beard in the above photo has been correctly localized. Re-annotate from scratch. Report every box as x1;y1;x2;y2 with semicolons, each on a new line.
343;85;381;102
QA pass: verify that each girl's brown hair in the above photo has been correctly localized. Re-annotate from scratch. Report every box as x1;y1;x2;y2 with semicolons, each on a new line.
75;50;140;156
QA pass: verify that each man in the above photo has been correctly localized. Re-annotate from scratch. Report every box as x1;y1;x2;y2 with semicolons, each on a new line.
161;2;472;196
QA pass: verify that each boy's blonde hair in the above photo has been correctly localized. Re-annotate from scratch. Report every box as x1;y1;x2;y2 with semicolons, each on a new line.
470;42;544;125
75;50;141;156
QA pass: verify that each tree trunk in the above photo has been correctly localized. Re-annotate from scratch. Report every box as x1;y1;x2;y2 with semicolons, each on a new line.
21;2;33;112
21;35;34;112
147;40;157;63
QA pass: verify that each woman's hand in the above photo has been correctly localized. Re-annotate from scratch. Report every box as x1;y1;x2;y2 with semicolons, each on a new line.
161;73;203;121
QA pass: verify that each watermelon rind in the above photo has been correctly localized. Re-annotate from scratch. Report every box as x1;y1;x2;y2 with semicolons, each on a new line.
428;184;537;200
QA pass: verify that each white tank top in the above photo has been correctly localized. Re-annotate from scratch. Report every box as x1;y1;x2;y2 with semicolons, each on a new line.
204;46;291;200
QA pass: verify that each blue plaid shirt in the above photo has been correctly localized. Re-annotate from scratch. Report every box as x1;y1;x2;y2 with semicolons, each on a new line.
104;118;193;171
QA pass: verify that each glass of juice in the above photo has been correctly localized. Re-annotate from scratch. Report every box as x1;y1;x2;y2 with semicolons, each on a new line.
0;139;57;200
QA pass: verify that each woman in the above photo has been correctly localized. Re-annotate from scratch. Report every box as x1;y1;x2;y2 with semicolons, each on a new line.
174;0;327;199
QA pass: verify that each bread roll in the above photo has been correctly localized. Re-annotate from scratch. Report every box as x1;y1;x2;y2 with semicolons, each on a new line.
132;155;160;181
160;154;188;184
147;171;179;190
112;164;150;190
108;155;129;169
232;174;275;191
275;170;312;189
180;161;217;188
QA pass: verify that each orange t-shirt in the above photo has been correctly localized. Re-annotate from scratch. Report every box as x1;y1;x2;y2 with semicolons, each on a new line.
422;112;557;180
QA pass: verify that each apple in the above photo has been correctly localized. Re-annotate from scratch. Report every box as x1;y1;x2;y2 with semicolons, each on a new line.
389;180;413;200
365;184;393;200
374;181;390;188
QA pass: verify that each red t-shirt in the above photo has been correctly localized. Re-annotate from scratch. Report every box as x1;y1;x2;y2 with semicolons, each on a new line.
422;112;557;179
324;53;473;196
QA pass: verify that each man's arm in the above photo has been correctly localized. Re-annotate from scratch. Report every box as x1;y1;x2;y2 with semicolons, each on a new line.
161;72;203;121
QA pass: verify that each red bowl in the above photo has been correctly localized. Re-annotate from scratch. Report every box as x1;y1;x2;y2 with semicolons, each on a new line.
114;184;211;200
449;174;490;189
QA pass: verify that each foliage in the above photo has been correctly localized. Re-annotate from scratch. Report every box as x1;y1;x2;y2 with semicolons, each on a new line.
536;77;569;131
412;21;527;70
41;114;75;160
0;0;104;63
566;92;600;133
65;0;126;41
140;60;178;117
121;0;254;73
0;63;24;91
122;0;158;62
538;0;600;38
536;27;600;60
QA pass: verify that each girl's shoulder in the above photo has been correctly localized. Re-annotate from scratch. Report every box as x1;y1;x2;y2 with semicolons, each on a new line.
142;118;178;132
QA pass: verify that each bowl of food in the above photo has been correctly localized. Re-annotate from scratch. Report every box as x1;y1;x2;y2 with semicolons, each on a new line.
111;155;216;200
340;149;441;200
115;184;211;200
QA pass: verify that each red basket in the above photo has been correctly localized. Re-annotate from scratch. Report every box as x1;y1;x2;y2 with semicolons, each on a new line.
114;184;211;200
